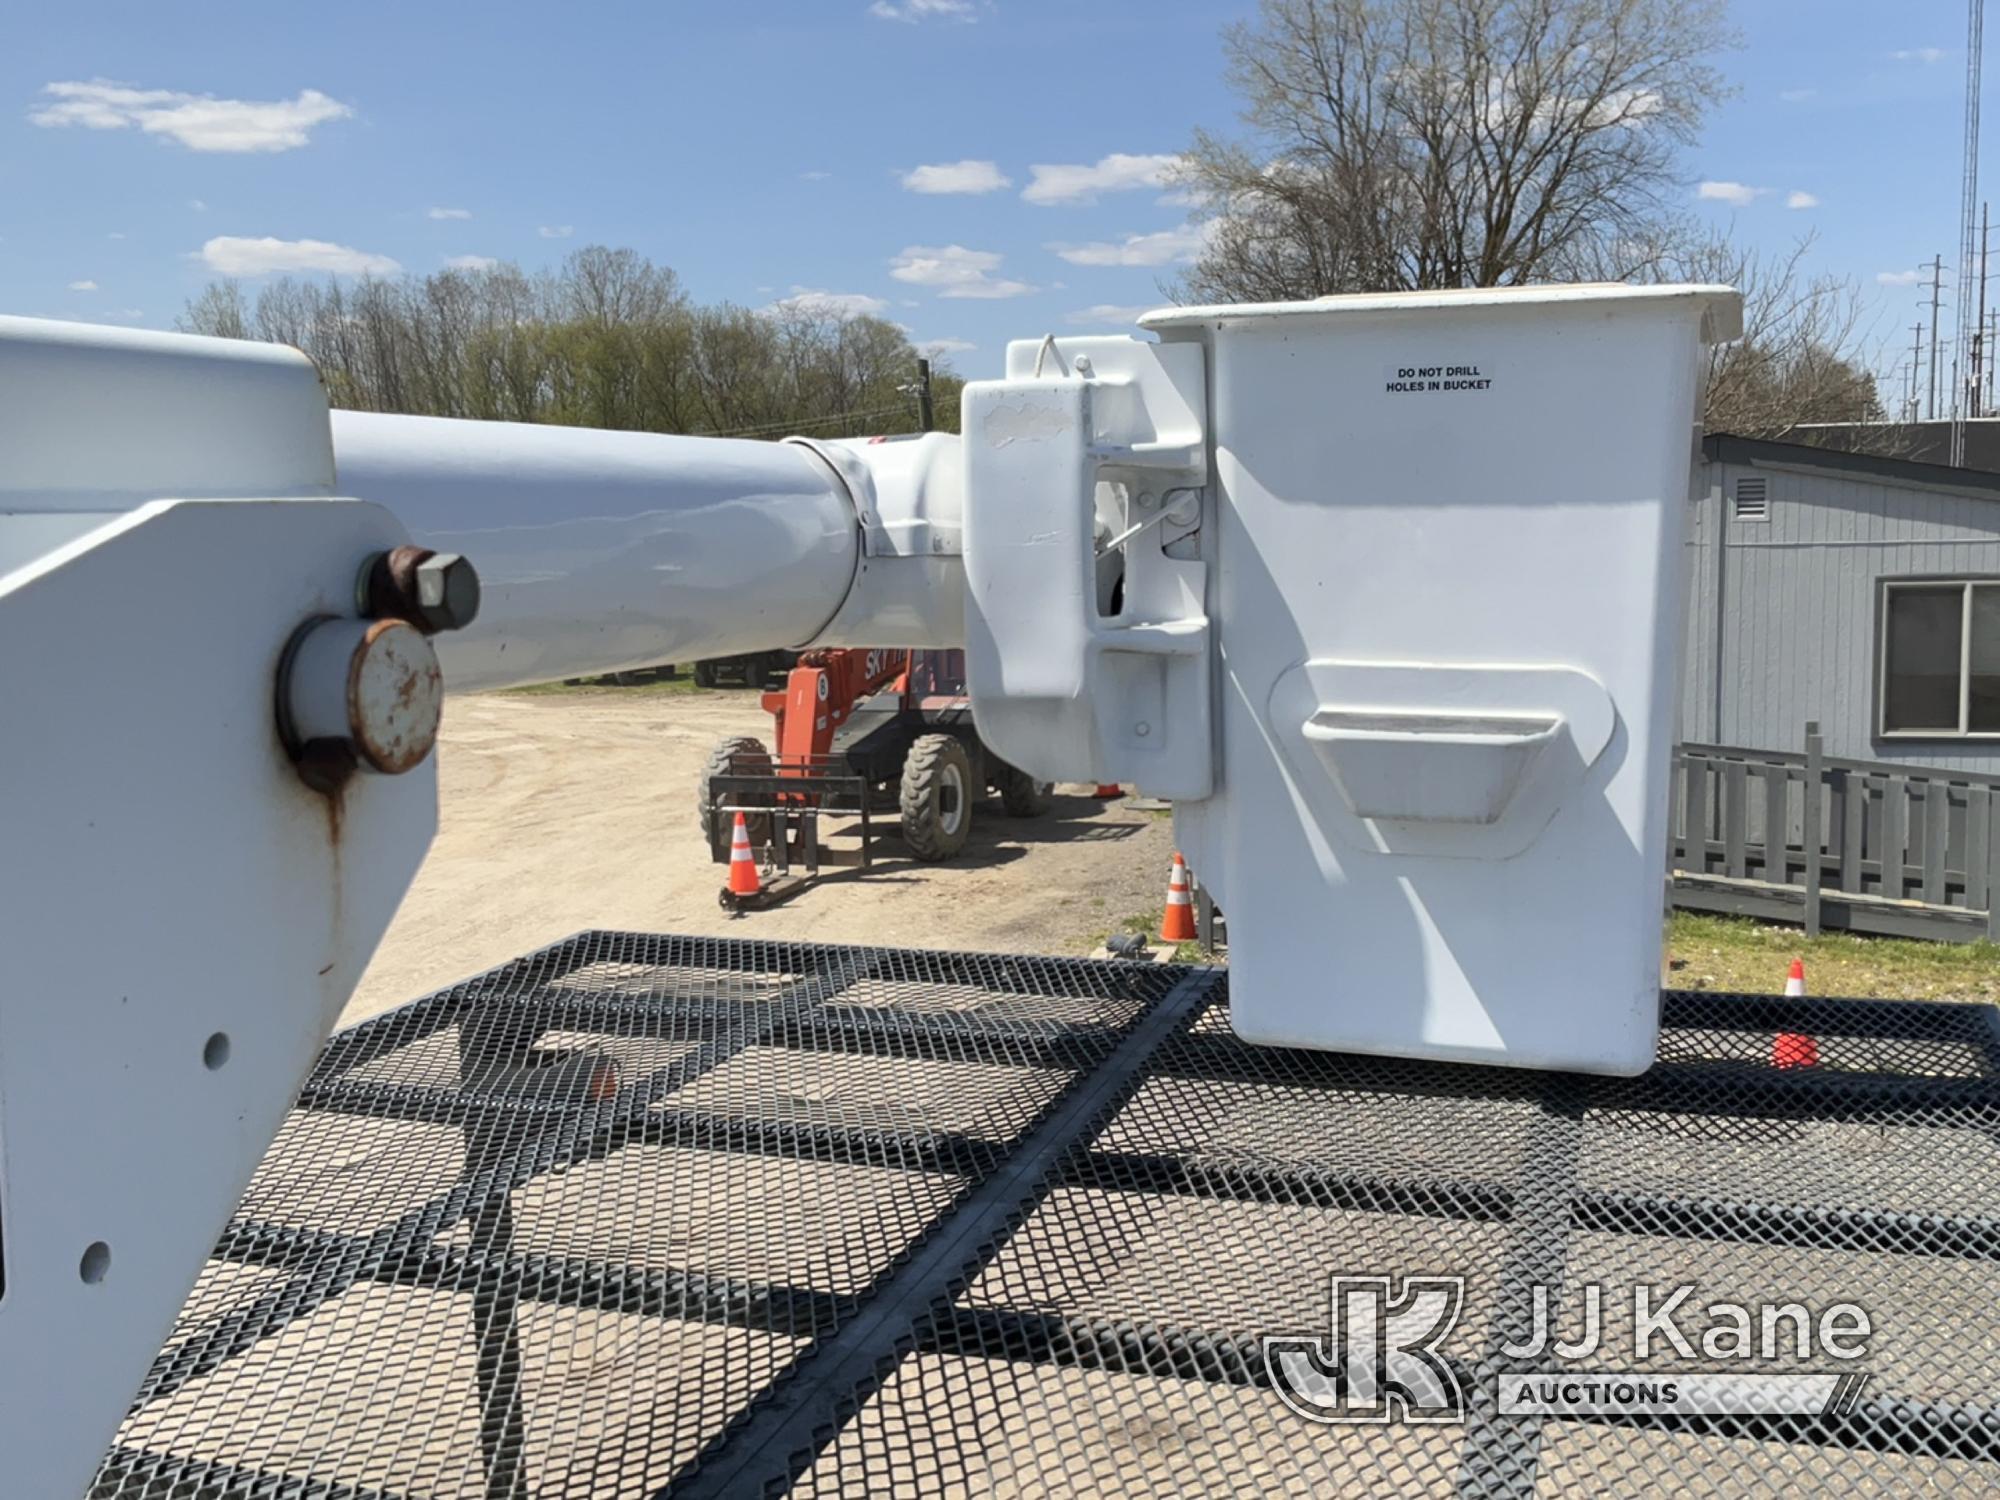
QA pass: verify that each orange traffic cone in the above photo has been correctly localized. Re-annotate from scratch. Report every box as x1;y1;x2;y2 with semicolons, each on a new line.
727;812;761;898
1092;783;1123;799
1773;958;1816;1067
1773;1032;1818;1068
1160;853;1197;943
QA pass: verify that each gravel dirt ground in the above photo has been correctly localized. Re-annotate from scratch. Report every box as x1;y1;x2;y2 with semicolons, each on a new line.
344;688;1177;1025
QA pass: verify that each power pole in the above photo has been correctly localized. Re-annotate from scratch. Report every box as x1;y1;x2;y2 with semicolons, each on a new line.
1913;322;1927;421
1989;305;1998;411
1953;0;1986;462
1978;202;1992;418
1929;254;1948;421
915;357;935;433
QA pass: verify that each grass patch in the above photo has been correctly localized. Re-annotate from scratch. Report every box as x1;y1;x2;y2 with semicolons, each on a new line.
1666;910;2000;1003
1081;909;1209;964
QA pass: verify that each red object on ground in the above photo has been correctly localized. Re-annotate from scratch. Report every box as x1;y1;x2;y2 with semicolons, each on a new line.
1772;1032;1819;1069
1091;784;1123;799
1784;958;1806;998
1160;852;1197;943
727;812;761;897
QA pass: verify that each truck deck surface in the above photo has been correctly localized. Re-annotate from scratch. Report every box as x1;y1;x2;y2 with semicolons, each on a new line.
92;933;2000;1497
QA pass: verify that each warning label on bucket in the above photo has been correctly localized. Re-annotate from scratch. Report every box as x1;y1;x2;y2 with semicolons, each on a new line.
1383;363;1494;395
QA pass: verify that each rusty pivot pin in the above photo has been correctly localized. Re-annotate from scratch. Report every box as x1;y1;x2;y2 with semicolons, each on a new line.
278;550;481;791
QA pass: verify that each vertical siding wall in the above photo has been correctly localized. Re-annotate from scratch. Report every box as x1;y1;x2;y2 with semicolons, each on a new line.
1682;458;2000;773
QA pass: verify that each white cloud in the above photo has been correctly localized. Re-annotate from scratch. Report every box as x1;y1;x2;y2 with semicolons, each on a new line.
427;207;472;221
538;224;574;239
1023;153;1182;206
68;279;98;292
869;0;975;21
1778;88;1817;103
768;286;892;319
1877;269;1925;286
106;231;125;239
188;198;206;212
1891;47;1948;64
916;337;975;356
30;79;351;153
1065;303;1154;326
890;244;1034;299
1051;225;1208;267
444;254;498;270
800;170;833;181
198;236;401;277
901;159;1010;194
1697;180;1766;207
1785;190;1820;210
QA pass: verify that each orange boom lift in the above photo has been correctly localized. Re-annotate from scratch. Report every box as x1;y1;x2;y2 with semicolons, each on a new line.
700;647;1053;909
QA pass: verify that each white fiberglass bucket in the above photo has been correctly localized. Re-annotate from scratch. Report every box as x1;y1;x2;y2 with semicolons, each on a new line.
1145;284;1741;1075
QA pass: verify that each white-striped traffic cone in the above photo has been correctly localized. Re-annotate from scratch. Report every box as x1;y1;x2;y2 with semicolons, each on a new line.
1160;853;1196;943
727;812;761;898
1773;958;1817;1068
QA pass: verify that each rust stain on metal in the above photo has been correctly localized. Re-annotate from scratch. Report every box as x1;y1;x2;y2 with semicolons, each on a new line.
362;545;438;631
294;738;355;846
393;661;424;712
347;618;442;775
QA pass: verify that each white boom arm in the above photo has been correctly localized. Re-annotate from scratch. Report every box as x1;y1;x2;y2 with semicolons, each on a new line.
0;284;1737;1496
327;412;963;691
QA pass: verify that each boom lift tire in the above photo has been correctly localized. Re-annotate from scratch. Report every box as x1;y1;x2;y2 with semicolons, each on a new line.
996;764;1054;818
699;734;773;849
900;733;974;861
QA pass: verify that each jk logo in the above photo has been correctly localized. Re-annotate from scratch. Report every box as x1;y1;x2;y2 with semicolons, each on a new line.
1266;1275;1466;1424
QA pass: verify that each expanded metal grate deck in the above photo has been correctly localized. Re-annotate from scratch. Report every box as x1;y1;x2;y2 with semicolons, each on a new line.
93;934;2000;1497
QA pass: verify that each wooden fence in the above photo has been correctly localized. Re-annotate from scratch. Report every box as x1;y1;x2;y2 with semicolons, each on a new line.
1669;722;2000;942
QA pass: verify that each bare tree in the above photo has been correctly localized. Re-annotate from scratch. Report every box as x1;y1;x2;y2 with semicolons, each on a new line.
1177;0;1733;300
183;280;250;340
177;249;955;437
1643;229;1890;440
558;246;684;328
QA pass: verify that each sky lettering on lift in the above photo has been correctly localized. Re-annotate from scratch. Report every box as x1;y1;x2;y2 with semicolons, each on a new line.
1384;363;1493;394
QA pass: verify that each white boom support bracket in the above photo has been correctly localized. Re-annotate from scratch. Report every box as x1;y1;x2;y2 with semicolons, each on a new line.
961;335;1213;801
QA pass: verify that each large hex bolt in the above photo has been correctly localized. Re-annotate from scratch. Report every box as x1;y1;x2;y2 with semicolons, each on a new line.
359;545;481;635
281;618;445;786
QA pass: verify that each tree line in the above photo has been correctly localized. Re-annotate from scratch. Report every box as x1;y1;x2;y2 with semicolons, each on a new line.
178;246;961;438
1175;0;1889;438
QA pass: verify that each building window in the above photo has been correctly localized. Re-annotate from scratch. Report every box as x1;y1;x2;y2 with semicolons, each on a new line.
1880;580;2000;736
1732;476;1769;520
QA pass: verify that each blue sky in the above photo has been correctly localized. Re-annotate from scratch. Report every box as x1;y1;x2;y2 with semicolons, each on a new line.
0;0;1983;390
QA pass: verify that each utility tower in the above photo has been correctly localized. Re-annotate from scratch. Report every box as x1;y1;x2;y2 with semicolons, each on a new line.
1953;0;1987;463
